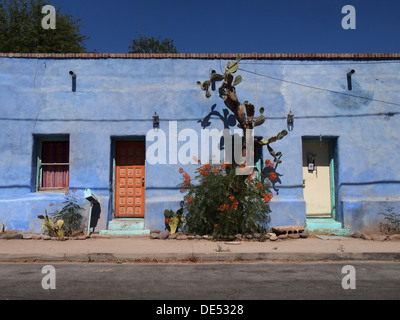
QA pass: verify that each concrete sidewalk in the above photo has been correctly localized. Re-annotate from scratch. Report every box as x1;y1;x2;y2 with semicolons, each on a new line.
0;235;400;263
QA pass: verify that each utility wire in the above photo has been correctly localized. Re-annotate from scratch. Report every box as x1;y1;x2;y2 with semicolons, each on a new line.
238;67;400;108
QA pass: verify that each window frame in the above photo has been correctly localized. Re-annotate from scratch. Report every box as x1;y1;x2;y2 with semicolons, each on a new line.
35;136;70;192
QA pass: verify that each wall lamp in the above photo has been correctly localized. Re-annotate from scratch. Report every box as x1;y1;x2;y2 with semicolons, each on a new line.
69;71;77;92
211;70;216;91
347;69;355;91
153;112;160;131
287;110;294;131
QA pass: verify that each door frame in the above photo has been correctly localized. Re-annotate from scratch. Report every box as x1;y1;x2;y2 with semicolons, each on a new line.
110;136;146;219
302;136;338;220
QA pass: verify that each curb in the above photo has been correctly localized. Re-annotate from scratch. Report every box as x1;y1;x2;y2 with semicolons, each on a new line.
1;252;399;263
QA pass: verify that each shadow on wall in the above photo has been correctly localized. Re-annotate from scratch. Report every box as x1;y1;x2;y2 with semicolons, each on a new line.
198;104;284;195
89;202;101;233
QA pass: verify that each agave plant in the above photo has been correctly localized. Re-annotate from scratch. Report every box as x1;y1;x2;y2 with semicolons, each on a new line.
38;210;65;240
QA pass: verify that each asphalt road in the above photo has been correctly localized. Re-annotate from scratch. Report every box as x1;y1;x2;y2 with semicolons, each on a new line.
0;262;399;300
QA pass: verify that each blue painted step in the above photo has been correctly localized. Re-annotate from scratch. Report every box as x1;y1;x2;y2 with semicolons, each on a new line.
306;218;352;236
99;218;150;236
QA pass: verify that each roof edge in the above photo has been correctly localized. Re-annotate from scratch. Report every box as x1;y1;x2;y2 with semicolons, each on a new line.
0;53;400;60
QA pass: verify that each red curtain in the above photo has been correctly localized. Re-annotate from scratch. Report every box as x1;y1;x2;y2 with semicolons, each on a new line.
41;141;69;189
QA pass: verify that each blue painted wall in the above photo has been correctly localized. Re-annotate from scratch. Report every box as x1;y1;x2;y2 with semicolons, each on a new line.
0;57;399;233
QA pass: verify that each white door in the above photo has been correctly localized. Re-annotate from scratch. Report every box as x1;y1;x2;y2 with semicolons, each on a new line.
302;141;332;218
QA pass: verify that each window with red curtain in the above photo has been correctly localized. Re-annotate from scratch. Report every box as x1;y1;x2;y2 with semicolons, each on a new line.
40;141;69;190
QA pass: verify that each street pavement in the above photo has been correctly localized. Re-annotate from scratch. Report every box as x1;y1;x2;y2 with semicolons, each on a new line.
1;262;399;300
0;235;399;263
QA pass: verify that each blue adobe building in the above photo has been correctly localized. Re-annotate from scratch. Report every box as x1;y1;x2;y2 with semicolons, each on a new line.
0;52;399;235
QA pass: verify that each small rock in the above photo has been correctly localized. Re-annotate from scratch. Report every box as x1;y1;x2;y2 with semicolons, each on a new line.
288;233;300;239
351;232;362;238
41;235;51;240
246;234;253;239
150;229;161;234
388;234;400;241
168;234;177;239
187;235;195;240
360;233;371;240
150;233;160;239
235;234;242;240
300;232;308;238
13;233;24;239
372;235;387;241
253;233;261;239
159;231;170;239
278;234;288;239
203;235;211;240
32;234;42;240
195;235;203;240
77;235;88;240
269;235;278;241
176;235;188;240
22;234;33;240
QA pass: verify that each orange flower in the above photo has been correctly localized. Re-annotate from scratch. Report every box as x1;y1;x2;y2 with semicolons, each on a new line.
269;172;277;182
179;168;184;173
231;201;239;210
165;218;171;224
49;203;55;207
219;204;230;212
203;164;211;171
257;183;263;189
229;196;235;202
262;193;273;203
214;224;218;229
221;161;230;169
214;168;219;174
187;197;193;203
265;159;275;169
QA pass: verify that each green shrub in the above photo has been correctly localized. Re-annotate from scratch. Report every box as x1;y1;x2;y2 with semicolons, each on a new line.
378;203;400;234
50;189;85;235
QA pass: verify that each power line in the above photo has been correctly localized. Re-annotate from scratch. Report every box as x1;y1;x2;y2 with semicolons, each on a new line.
238;67;400;108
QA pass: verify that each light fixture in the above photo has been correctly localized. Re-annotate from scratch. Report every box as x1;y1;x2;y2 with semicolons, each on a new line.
153;112;160;131
287;110;294;131
211;70;216;91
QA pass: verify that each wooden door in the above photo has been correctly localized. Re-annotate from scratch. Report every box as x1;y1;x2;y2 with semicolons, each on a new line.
115;141;146;218
302;141;332;218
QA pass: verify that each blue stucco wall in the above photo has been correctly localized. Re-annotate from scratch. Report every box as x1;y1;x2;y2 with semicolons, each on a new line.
0;57;399;233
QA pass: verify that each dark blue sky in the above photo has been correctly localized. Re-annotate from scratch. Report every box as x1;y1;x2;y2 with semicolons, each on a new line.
54;0;400;53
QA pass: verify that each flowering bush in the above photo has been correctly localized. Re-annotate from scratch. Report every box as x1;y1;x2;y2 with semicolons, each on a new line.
178;159;276;237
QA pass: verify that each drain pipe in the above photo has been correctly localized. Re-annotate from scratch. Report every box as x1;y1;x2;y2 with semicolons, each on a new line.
347;69;355;90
